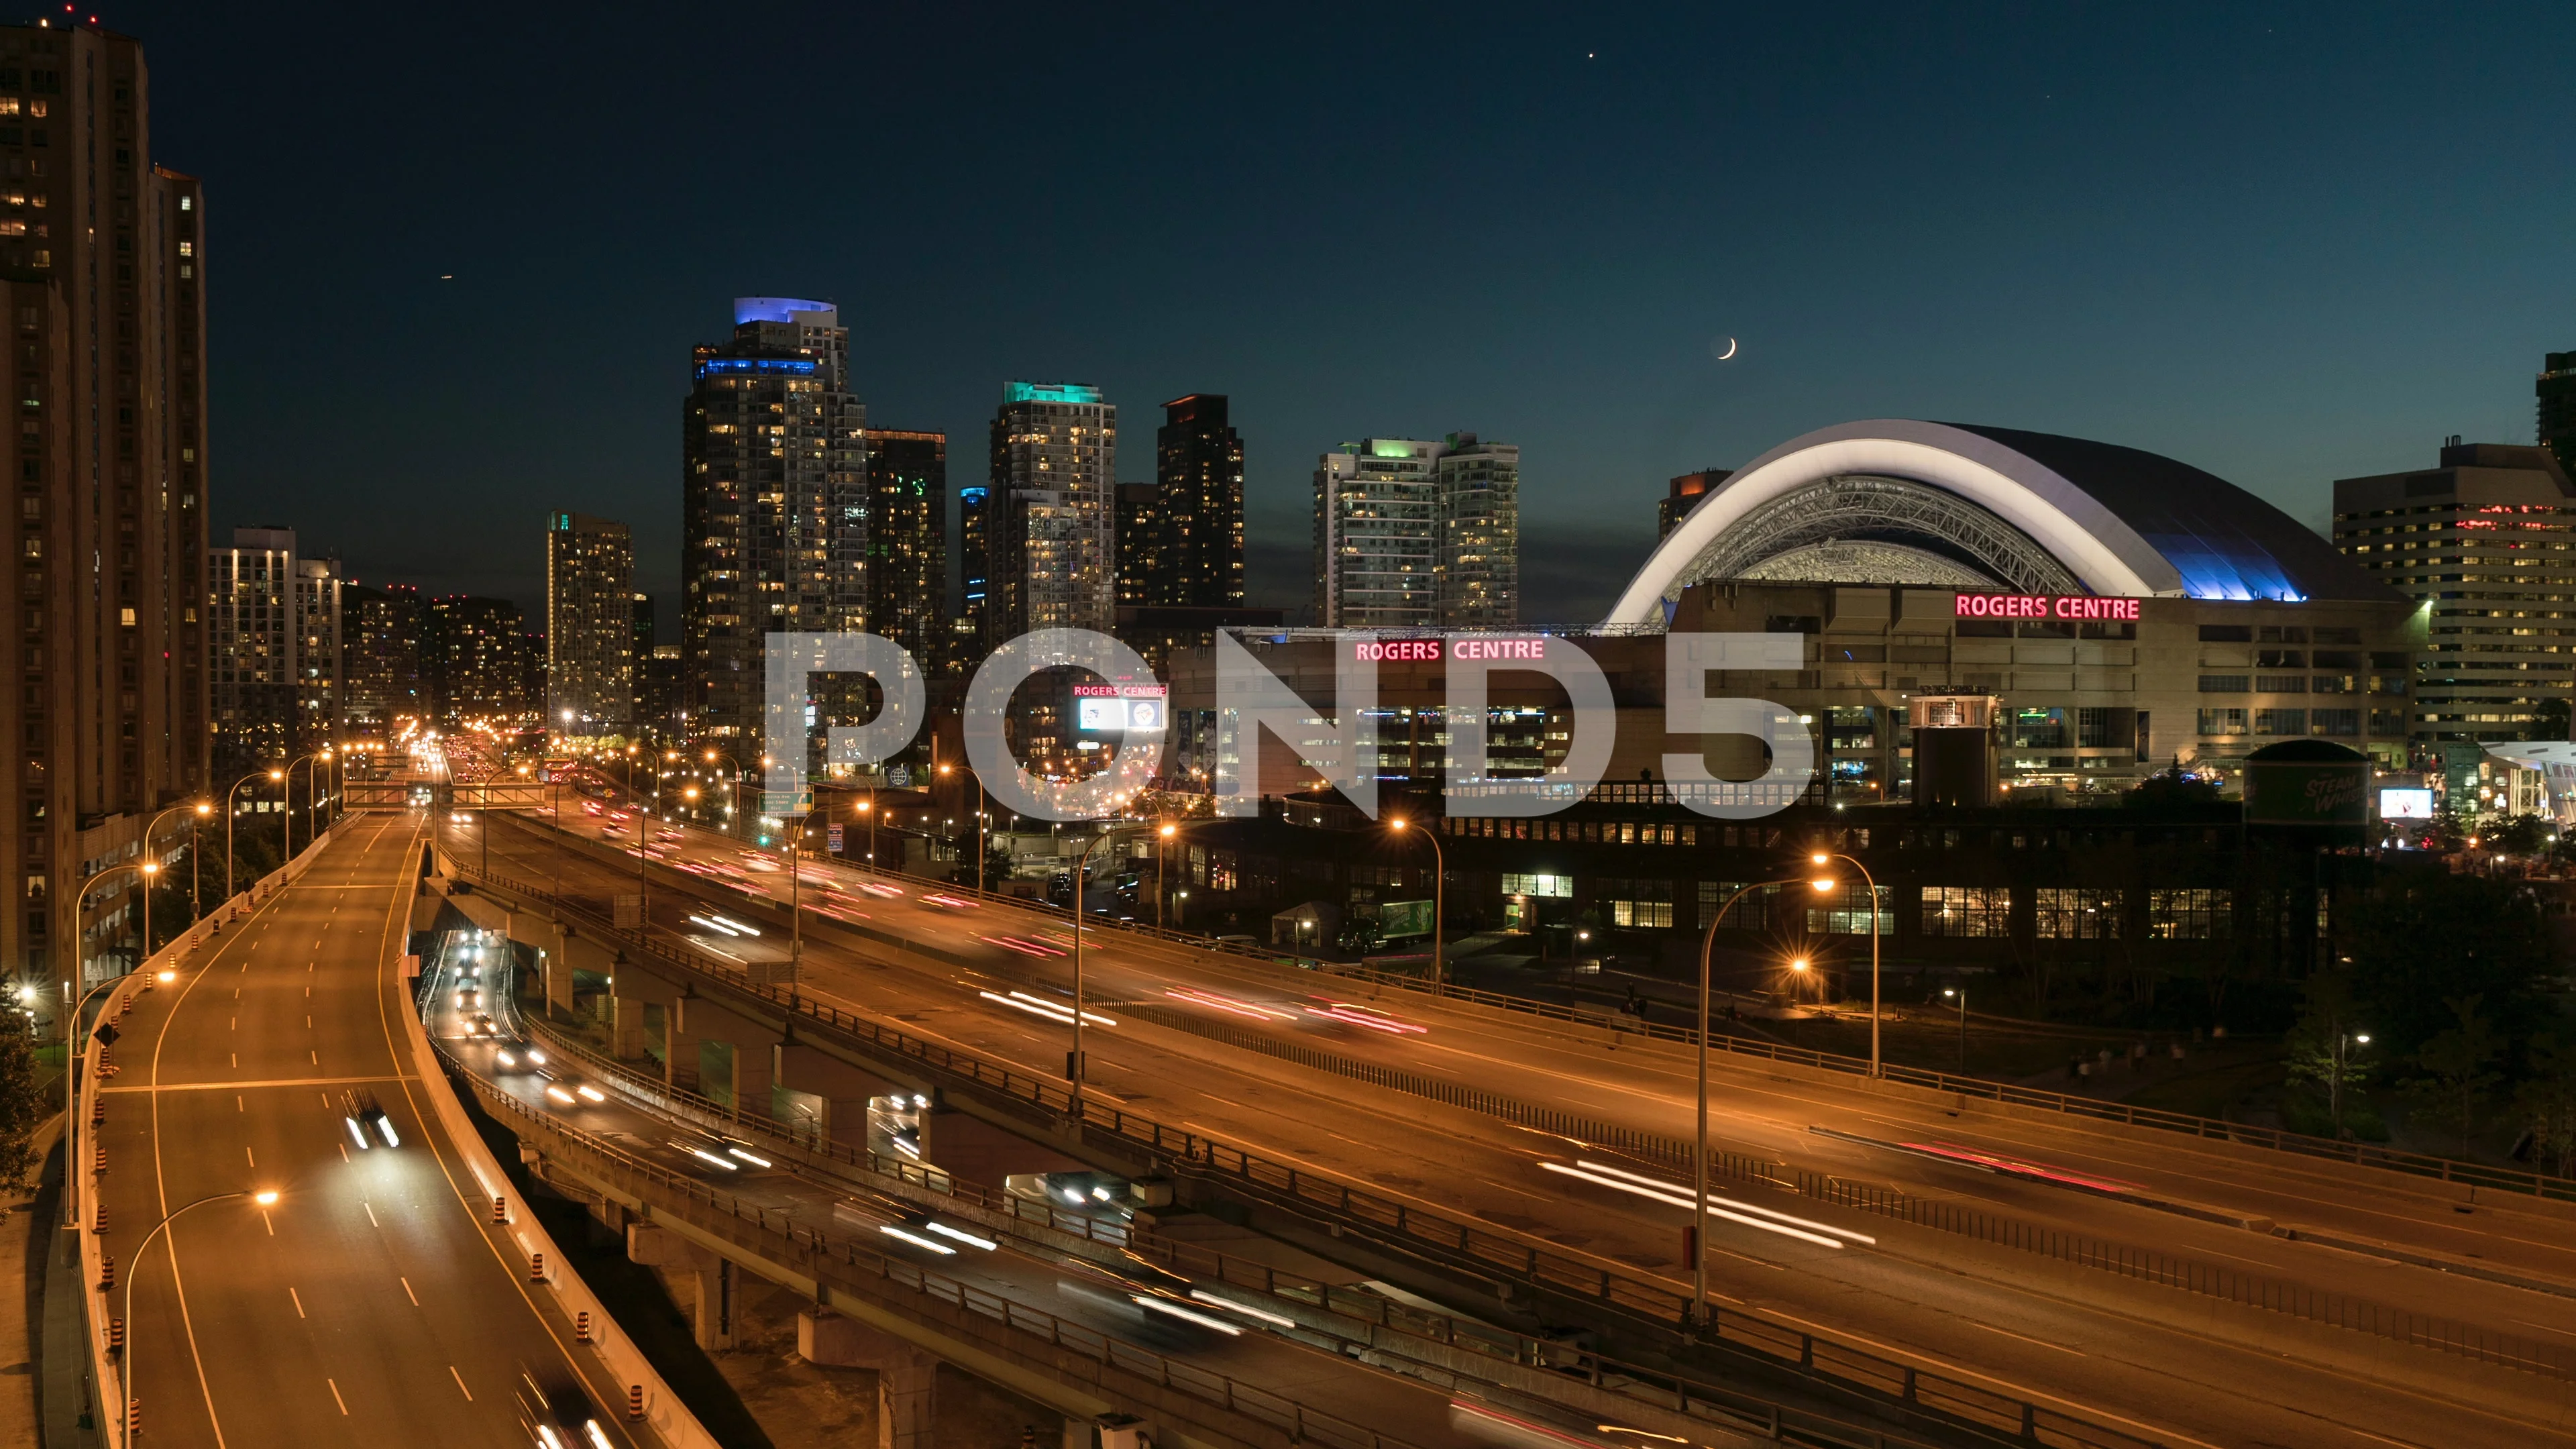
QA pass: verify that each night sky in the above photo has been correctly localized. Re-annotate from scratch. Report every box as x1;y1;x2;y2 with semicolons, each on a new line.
99;2;2576;628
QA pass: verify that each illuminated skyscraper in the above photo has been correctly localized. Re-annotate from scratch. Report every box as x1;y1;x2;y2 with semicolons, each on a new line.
863;429;947;670
543;511;634;736
1313;432;1520;628
987;381;1115;640
1156;394;1244;608
680;297;867;751
0;21;212;992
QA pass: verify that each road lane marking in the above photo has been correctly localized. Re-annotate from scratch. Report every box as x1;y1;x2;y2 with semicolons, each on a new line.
290;1286;305;1318
450;1365;472;1401
1963;1319;2085;1355
246;1146;255;1168
262;1210;274;1236
402;1276;419;1305
102;1075;405;1094
337;1141;349;1163
327;1379;347;1415
364;1201;378;1227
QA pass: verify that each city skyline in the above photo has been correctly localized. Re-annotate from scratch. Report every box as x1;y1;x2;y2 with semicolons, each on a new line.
108;5;2576;629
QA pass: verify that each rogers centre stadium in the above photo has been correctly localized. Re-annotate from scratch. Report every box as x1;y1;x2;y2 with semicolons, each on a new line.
1171;419;2421;801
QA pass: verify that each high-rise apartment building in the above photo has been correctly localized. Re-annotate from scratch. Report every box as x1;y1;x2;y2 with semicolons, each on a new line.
203;527;335;773
1438;433;1519;627
427;595;533;728
863;429;947;669
293;554;342;751
987;382;1115;640
1313;433;1521;628
1114;482;1161;606
1155;394;1244;608
1659;469;1729;539
207;527;299;771
340;582;427;741
2333;440;2576;742
0;23;212;992
2540;352;2576;480
543;511;635;736
957;476;991;665
681;297;867;753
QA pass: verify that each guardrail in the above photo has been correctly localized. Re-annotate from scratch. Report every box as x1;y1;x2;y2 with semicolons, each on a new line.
434;1042;1442;1449
515;810;2576;1208
74;827;341;1449
507;1010;1986;1449
449;860;2155;1449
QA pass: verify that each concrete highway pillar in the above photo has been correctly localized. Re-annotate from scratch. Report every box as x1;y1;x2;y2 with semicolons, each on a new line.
668;996;782;1115
625;1220;733;1348
798;1312;937;1449
773;1044;911;1151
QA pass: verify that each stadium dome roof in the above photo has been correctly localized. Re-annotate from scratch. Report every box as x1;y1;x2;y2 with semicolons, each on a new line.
1603;420;2395;627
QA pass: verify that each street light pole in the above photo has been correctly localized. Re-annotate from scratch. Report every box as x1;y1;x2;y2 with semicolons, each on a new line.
1157;821;1179;929
1813;850;1883;1077
1385;817;1445;995
223;768;278;903
1690;873;1824;1321
1067;826;1132;1113
936;763;989;895
58;963;138;1228
121;1188;280;1438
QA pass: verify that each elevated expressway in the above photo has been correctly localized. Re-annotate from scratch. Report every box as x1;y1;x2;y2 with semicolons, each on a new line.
443;809;2576;1448
87;816;657;1449
417;927;1937;1449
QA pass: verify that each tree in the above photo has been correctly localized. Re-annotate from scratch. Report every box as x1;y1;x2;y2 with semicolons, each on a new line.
2518;1034;2576;1179
2408;994;2504;1157
2488;813;2551;857
2344;875;2551;1061
0;1006;43;1193
2284;969;2376;1138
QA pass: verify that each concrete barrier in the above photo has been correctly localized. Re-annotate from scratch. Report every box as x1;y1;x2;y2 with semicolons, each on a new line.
72;828;335;1449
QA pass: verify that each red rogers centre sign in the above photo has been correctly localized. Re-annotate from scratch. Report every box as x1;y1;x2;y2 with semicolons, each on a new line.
1347;635;1552;662
1955;594;2140;621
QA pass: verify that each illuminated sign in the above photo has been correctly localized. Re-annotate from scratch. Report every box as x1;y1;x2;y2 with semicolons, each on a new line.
1954;594;2140;622
1077;697;1164;733
1352;639;1443;662
1348;635;1551;663
2379;787;2435;820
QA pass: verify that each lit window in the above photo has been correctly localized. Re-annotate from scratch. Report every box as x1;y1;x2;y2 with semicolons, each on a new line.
177;241;191;256
179;195;191;211
119;606;135;627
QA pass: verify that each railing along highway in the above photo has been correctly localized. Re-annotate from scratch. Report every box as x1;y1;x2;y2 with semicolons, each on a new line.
509;1010;1993;1449
446;859;2157;1449
515;806;2576;1208
429;1034;1439;1449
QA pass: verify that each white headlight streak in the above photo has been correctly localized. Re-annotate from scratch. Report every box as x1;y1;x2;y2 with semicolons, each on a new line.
1538;1160;1870;1248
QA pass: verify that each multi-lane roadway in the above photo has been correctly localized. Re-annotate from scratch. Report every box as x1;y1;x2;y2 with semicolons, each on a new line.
94;814;646;1448
466;799;2576;1448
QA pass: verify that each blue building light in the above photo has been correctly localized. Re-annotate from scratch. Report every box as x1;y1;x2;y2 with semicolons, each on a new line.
733;296;834;325
1004;381;1103;405
696;358;816;378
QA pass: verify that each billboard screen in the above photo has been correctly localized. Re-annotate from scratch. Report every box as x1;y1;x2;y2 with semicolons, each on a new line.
1077;696;1165;733
2379;787;2436;820
1378;899;1434;939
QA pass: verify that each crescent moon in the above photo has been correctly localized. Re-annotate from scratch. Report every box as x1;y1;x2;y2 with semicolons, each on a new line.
1715;336;1738;361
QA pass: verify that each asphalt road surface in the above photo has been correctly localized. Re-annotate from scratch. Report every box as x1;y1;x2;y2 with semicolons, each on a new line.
94;813;647;1449
464;804;2576;1449
416;928;1571;1449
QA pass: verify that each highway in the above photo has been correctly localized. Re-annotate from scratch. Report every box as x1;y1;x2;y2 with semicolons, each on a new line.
415;925;1686;1449
94;813;649;1449
464;800;2576;1448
